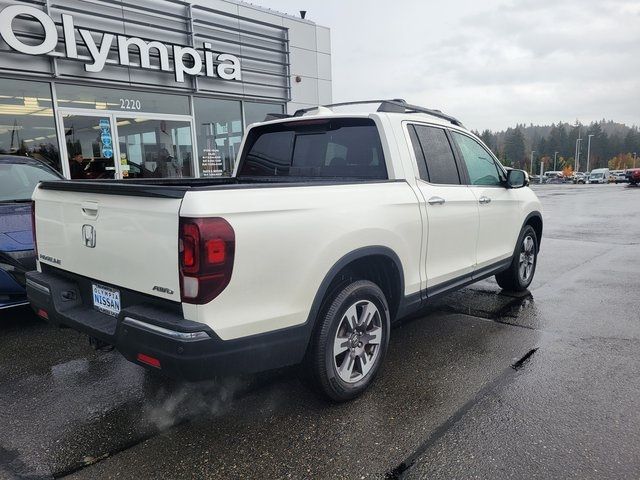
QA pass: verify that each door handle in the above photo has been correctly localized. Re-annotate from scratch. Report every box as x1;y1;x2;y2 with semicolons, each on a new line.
478;196;492;204
428;196;445;205
81;201;99;218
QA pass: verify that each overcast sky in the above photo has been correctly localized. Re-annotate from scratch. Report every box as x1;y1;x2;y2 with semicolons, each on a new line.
249;0;640;132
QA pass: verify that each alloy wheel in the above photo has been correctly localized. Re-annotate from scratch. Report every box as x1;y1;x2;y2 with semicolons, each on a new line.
332;300;383;383
519;235;535;282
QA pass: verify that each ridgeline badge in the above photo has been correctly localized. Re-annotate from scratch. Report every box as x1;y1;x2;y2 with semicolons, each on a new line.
0;5;242;83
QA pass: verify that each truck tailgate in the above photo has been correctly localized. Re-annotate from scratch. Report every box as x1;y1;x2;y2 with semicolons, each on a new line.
33;184;183;302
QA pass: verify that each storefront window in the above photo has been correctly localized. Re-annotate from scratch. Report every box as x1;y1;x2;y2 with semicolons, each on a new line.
0;78;61;172
193;98;242;176
117;117;193;178
56;84;190;115
244;101;285;126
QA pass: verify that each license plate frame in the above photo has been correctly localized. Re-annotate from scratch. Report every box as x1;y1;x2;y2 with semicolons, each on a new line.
92;283;121;317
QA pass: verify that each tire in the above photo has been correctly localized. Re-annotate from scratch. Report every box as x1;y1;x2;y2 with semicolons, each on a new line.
495;225;538;292
309;280;390;402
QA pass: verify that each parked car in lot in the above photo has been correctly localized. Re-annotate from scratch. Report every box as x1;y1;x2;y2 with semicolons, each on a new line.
588;168;610;184
612;170;628;183
0;156;62;309
572;172;588;184
26;100;543;401
545;174;566;184
626;168;640;185
608;170;623;183
543;171;563;182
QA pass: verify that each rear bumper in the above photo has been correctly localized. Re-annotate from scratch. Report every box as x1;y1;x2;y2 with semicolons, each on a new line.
26;269;309;380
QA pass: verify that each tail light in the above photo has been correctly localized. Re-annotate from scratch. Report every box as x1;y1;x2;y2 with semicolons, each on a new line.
31;201;38;258
179;217;235;304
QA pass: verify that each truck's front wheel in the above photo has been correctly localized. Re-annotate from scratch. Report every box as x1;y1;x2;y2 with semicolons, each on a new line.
310;280;390;402
495;225;538;292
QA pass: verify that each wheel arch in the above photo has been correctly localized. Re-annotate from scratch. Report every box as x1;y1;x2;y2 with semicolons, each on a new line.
303;246;406;347
523;211;543;251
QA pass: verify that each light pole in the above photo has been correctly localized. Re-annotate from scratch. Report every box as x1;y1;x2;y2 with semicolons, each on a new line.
574;123;581;171
586;134;594;173
574;137;582;171
554;151;559;171
634;152;637;168
530;150;535;175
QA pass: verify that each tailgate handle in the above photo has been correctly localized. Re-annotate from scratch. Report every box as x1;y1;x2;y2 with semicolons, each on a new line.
81;202;99;218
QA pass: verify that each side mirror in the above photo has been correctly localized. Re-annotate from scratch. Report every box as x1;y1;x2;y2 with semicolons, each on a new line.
506;169;528;188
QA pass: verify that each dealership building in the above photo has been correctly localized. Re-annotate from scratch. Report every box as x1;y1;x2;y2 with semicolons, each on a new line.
0;0;331;178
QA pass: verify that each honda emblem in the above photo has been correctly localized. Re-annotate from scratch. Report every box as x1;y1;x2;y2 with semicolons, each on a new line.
82;224;96;248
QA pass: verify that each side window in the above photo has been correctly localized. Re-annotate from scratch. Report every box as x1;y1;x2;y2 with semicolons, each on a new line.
451;132;503;186
407;125;429;180
413;125;460;185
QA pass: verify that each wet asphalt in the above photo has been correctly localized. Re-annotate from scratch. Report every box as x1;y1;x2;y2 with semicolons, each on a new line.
1;183;639;479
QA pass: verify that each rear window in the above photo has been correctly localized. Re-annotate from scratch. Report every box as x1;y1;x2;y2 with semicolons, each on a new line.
238;118;387;179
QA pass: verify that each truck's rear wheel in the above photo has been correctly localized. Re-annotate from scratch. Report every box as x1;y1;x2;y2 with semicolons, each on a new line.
495;225;538;292
310;280;390;402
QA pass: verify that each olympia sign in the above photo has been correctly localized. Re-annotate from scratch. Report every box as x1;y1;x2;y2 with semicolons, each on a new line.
0;4;242;83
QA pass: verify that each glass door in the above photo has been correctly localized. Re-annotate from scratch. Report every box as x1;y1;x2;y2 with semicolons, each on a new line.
114;116;194;179
59;112;118;180
58;110;196;179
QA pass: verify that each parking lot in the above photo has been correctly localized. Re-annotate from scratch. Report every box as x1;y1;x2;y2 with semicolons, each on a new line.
1;183;639;479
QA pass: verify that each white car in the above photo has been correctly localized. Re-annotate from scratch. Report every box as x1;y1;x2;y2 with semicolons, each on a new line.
612;170;628;183
27;99;543;401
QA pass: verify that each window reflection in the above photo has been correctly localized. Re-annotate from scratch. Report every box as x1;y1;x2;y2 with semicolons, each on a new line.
194;98;243;176
117;118;193;178
244;101;284;126
0;78;61;172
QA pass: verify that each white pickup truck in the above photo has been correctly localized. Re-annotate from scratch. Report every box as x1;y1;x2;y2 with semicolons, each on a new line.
27;100;542;401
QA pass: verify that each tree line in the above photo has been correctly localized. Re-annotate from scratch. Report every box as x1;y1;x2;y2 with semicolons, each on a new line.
473;120;640;173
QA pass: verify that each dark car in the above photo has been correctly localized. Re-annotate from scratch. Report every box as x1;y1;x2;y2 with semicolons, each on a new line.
545;175;566;184
626;168;640;186
0;156;62;309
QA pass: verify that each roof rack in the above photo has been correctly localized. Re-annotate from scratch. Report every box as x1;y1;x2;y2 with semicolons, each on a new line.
263;112;292;121
288;99;464;127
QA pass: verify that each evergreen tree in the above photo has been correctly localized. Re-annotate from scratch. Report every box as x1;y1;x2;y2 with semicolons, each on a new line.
624;128;640;155
503;127;526;169
482;119;638;171
558;124;569;158
479;129;498;155
586;122;607;170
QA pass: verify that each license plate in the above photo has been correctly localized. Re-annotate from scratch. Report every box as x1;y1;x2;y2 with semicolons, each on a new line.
92;283;121;317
